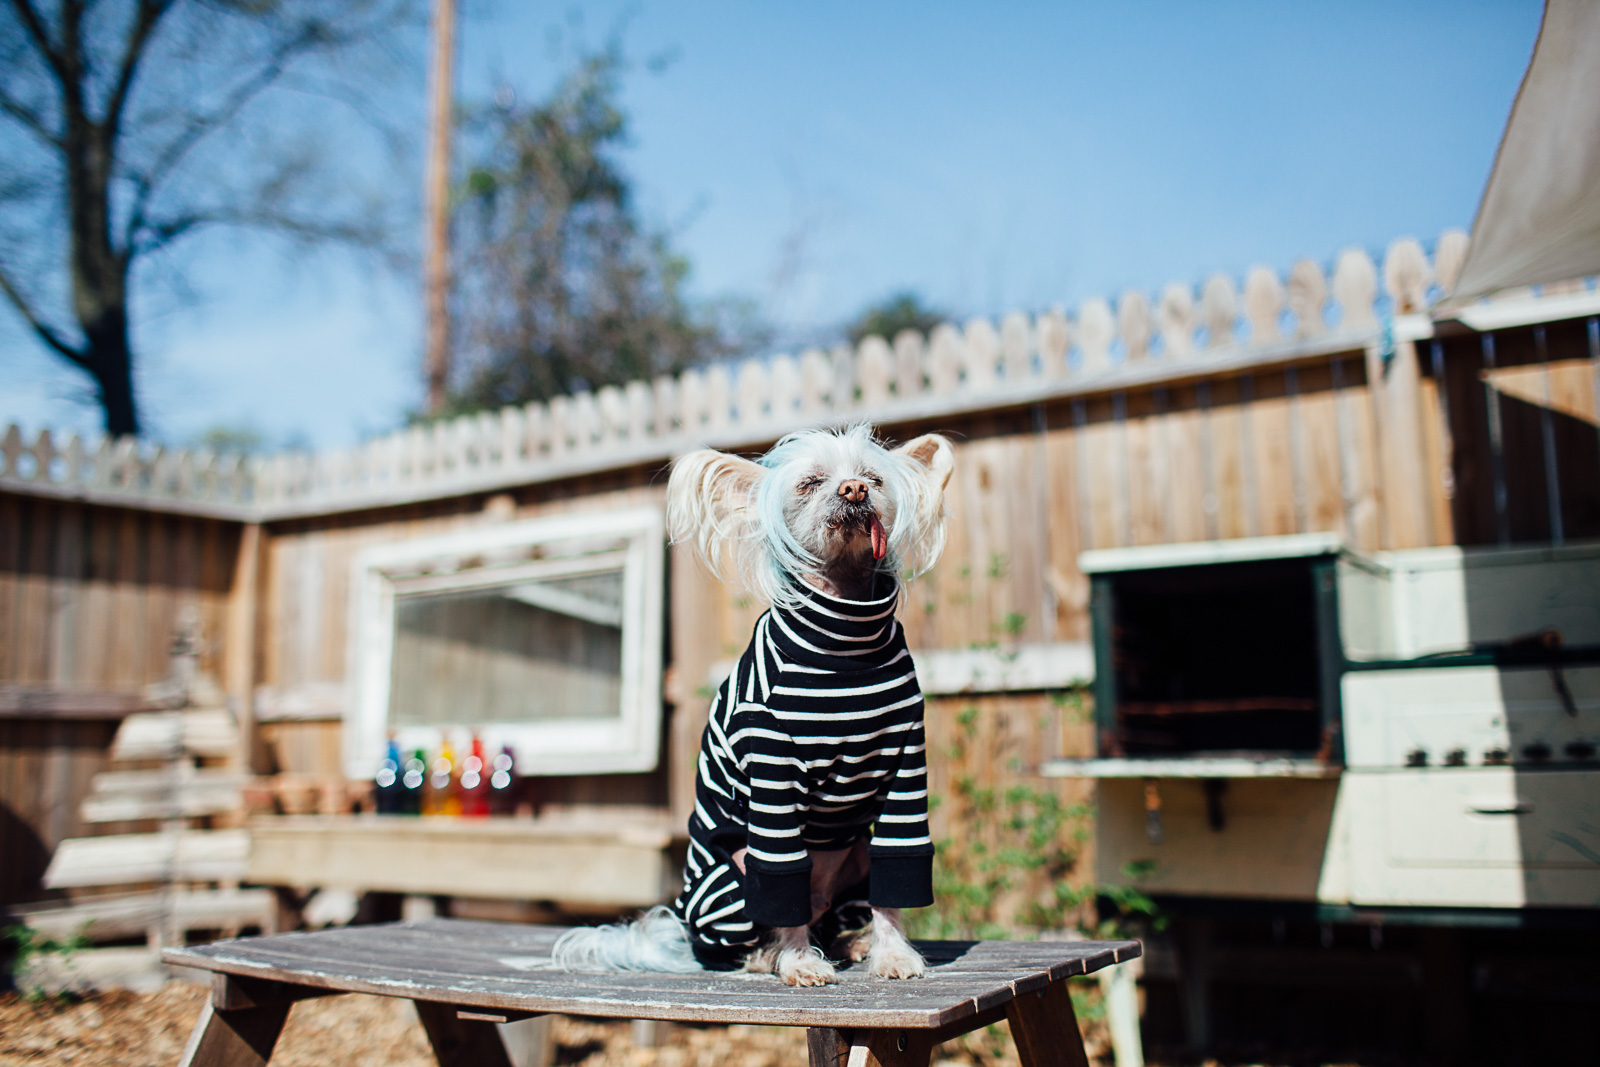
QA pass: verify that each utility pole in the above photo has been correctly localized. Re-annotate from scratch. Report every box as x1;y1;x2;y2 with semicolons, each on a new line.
424;0;457;414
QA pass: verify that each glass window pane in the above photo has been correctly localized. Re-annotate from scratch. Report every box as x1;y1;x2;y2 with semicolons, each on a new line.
388;574;624;728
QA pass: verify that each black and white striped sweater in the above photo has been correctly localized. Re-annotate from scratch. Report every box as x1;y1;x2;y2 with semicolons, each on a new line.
684;574;934;930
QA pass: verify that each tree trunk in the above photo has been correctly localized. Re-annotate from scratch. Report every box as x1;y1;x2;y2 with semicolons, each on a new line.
85;303;138;438
63;64;140;439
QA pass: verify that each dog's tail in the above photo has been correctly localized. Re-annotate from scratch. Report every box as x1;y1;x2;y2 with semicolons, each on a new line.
550;905;704;973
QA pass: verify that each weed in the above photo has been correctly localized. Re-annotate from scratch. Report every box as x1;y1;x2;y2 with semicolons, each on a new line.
3;924;90;1000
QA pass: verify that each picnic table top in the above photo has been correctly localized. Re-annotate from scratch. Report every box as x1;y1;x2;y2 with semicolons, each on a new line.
163;918;1141;1030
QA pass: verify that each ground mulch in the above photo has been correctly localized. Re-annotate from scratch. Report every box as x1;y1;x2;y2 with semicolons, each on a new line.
0;983;1067;1067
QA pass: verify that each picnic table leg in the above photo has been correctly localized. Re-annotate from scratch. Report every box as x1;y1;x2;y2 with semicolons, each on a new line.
807;1025;934;1067
176;1000;291;1067
414;1002;516;1067
1005;979;1091;1067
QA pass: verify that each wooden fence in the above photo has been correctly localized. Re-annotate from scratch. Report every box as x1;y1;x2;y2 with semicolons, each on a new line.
0;229;1529;521
3;228;1598;916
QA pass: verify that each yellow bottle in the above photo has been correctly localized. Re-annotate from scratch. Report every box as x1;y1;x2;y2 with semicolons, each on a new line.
424;738;462;816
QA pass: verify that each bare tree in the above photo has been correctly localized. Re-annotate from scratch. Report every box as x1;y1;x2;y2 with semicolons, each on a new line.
446;46;764;413
0;0;418;437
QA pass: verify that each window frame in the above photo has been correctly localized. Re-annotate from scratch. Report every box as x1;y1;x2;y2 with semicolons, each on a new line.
345;506;665;779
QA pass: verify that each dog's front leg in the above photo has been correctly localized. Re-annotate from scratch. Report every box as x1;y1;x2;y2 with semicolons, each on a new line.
865;907;925;979
747;924;838;986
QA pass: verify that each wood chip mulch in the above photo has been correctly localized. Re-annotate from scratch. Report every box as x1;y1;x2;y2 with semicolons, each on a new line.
0;983;1055;1067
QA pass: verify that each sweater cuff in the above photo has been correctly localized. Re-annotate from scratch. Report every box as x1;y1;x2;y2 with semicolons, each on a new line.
868;853;934;909
744;865;813;927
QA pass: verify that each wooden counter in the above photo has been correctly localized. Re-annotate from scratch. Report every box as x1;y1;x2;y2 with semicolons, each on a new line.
246;813;682;908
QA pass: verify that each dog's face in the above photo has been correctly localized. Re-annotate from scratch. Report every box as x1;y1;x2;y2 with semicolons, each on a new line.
777;429;901;567
667;425;955;605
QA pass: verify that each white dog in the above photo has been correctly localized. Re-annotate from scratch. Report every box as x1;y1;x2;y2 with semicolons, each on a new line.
554;424;955;986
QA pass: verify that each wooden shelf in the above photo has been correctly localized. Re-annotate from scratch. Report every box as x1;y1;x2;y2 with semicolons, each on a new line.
1040;757;1341;779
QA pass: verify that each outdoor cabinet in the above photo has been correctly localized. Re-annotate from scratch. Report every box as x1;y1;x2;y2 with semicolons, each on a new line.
1052;534;1600;910
1081;533;1351;774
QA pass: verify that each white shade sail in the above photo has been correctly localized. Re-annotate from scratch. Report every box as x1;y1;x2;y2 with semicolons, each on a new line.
1451;0;1600;301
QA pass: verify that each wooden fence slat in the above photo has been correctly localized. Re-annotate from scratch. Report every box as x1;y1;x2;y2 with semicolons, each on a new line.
1207;378;1250;540
1164;386;1209;544
1251;372;1298;536
1296;364;1346;534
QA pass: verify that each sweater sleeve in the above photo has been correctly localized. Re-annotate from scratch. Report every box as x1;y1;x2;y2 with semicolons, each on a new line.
730;706;813;927
867;717;935;909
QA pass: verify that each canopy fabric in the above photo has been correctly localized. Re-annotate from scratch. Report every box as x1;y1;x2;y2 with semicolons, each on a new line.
1450;0;1600;301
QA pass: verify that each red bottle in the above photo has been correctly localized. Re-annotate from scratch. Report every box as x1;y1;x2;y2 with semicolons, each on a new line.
459;736;490;817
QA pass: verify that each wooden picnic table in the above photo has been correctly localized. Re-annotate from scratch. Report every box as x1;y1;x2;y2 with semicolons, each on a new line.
162;918;1140;1067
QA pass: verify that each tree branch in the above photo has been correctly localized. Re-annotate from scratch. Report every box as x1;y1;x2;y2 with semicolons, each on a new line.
134;203;380;257
0;84;58;147
121;22;327;253
103;0;171;138
4;0;70;87
0;261;87;368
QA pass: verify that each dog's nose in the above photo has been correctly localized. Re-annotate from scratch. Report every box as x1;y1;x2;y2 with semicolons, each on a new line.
837;479;869;503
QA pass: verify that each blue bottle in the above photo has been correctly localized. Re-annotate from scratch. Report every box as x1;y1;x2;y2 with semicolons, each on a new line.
374;737;403;814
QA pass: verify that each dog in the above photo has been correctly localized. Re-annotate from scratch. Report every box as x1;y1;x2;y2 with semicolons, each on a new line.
553;424;955;986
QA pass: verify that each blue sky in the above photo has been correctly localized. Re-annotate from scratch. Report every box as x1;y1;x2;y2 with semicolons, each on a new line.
0;1;1545;449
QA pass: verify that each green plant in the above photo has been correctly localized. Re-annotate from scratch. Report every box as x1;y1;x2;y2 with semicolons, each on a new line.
3;924;90;1000
907;698;1097;941
906;688;1164;946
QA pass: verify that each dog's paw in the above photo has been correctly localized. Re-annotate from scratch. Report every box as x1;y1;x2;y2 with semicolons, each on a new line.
778;950;838;987
846;932;872;964
867;942;926;980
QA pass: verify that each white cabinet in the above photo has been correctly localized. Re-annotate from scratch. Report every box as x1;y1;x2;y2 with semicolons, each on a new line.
1342;768;1600;908
1342;666;1600;769
1340;540;1600;662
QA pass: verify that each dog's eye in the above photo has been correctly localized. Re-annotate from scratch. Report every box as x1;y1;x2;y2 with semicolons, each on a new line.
797;474;825;494
865;472;884;488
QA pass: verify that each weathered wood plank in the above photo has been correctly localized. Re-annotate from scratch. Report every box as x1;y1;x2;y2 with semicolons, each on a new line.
43;828;250;888
246;814;674;905
415;1001;516;1067
1251;371;1298;536
844;1026;936;1067
0;687;143;717
1365;339;1434;548
176;1000;289;1067
1006;978;1090;1067
162;920;1139;1031
1296;364;1345;534
1164;386;1209;544
1206;378;1250;539
1124;393;1164;546
14;887;275;942
82;767;247;822
1039;420;1088;642
111;709;238;761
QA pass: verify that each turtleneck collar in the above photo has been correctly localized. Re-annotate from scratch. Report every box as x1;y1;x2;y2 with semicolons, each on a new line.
763;572;905;670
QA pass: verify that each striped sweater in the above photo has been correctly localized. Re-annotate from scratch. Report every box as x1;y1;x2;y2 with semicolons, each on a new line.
684;575;934;930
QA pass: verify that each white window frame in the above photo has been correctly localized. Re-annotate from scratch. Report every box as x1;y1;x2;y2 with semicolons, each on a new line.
345;506;665;779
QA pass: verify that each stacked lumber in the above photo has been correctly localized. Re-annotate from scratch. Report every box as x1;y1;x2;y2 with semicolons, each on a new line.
22;673;274;985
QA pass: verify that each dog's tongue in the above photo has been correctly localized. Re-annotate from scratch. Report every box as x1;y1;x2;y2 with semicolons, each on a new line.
870;515;887;560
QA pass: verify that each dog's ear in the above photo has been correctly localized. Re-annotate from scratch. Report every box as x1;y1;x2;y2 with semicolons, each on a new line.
666;449;767;583
893;434;955;491
886;434;954;579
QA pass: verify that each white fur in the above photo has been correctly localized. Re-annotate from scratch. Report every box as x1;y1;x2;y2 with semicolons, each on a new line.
666;424;954;609
865;907;925;979
549;905;703;973
743;925;839;986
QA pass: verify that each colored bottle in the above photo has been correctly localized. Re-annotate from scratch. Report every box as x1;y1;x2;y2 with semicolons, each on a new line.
374;737;402;814
459;736;490;817
400;749;426;815
425;738;461;816
488;745;519;816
